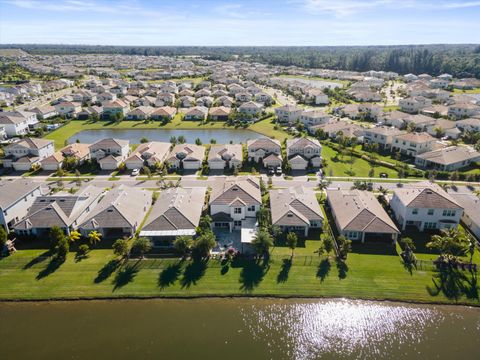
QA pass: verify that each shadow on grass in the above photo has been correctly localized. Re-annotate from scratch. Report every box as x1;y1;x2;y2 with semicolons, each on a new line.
36;256;65;280
336;259;349;280
23;251;51;269
112;260;140;291
158;262;183;289
74;252;89;263
180;260;207;288
316;258;331;282
240;259;269;292
427;267;479;301
94;259;121;284
276;258;292;283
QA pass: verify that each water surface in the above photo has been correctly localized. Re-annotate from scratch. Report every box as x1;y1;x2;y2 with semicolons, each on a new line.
67;128;263;144
1;298;479;360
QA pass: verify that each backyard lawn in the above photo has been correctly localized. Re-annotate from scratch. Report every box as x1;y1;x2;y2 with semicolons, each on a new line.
0;244;478;305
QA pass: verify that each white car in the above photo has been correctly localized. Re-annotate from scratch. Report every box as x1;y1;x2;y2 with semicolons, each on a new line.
131;168;140;176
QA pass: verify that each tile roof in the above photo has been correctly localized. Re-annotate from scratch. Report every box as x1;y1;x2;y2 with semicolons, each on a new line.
270;187;324;226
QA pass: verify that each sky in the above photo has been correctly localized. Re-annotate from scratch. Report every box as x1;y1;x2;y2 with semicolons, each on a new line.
0;0;479;46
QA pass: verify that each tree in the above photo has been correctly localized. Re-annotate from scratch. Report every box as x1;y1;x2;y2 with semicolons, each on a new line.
195;138;202;145
368;167;375;179
131;237;152;258
143;166;152;179
55;237;69;261
286;232;298;257
173;235;193;258
113;239;130;259
193;231;216;258
49;226;65;252
170;136;177;145
256;206;271;229
178;135;186;144
69;230;81;243
77;244;90;257
337;235;352;260
427;228;469;259
251;229;273;257
88;230;102;245
449;171;459;185
197;215;212;235
140;137;149;143
210;138;217;144
400;237;416;251
0;226;7;249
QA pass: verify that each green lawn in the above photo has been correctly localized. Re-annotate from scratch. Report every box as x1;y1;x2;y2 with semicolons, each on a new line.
0;245;478;305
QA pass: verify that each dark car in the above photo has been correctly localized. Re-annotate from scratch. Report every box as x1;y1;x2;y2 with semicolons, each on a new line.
380;172;388;178
267;167;275;176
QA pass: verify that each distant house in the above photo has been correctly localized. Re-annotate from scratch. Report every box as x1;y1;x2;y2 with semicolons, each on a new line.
165;143;205;170
448;103;480;120
139;187;206;247
102;100;129;117
126;106;154;120
2;138;54;171
0;113;29;137
305;88;329;105
89;138;130;170
275;104;302;124
125;141;170;170
40;142;92;170
286;137;322;170
390;182;463;231
425;119;461;139
399;96;432;114
78;185;151;238
54;102;81;117
270;186;324;236
363;126;405;149
456;118;480;133
184;106;208;121
238;101;263;118
155;93;175;107
247;137;282;165
215;96;234;107
391;132;437;157
415;146;480;171
327;189;399;243
311;120;364;140
299;109;331;128
29;105;58;120
0;179;43;232
208;144;243;170
209;106;231;121
151;106;177;121
210;177;261;233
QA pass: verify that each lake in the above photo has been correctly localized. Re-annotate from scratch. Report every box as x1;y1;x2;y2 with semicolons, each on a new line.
1;298;479;360
67;128;264;145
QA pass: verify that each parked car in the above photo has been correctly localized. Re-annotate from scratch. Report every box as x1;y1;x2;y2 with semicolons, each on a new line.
275;166;282;176
380;172;388;178
267;167;275;176
131;168;140;176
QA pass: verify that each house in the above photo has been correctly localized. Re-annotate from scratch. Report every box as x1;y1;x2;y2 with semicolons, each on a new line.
254;92;273;105
2;138;54;171
299;109;331;128
238;101;263;118
179;96;195;108
184;106;208;121
210;177;261;232
327;189;399;243
391;132;437;157
78;185;152;239
270;187;324;236
139;187;206;247
399;96;432;114
0;113;29;137
403;114;436;131
420;105;449;118
125;141;170;169
448;103;480;120
13;186;103;237
150;106;177;121
247;137;282;163
165;143;205;170
195;88;212;98
425;119;461;139
390;182;463;231
209;106;231;121
89;138;130;170
286;137;322;170
275;104;303;124
305;88;329;105
29;105;58;120
0;179;43;232
311;120;364;140
102;100;129;117
456;118;480;133
155;93;175;107
379;110;409;128
126;106;154;120
41;142;91;171
363;126;405;149
348;90;381;102
449;193;480;240
414;146;480;171
215;96;234;107
54;101;81;117
208;144;243;170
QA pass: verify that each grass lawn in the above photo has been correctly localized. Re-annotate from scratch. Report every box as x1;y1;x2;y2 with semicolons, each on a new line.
277;74;350;86
45;116;291;149
0;244;478;305
322;144;398;178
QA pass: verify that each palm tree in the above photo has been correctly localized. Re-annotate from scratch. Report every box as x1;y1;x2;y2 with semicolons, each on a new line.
251;229;273;258
427;228;469;260
69;230;81;243
468;236;476;264
173;235;193;258
286;232;298;258
88;230;102;245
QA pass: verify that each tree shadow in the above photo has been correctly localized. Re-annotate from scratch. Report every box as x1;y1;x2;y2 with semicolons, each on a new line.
158;262;182;289
276;258;292;283
427;267;479;301
221;264;230;275
180;260;207;288
240;260;267;292
316;258;331;282
36;256;65;280
23;251;51;269
336;259;349;280
74;252;89;263
112;261;140;291
94;259;121;283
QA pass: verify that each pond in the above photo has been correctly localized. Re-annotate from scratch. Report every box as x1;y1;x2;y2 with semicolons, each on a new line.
1;298;479;360
67;128;264;145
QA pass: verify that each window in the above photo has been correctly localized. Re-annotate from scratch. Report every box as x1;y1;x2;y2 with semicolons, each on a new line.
234;220;242;227
247;205;255;212
412;208;418;215
442;209;456;217
234;208;242;214
428;209;434;215
424;222;437;230
347;231;358;239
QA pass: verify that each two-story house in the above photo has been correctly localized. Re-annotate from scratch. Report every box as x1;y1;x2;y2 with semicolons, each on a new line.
247;138;282;168
125;141;171;170
54;102;82;117
286;137;322;170
0;113;29;137
390;182;463;231
275;105;303;124
89;138;130;170
363;126;406;150
391;132;437;157
2;138;54;171
399;96;432;114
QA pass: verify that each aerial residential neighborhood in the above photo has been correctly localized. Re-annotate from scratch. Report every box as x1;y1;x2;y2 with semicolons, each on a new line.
1;0;480;358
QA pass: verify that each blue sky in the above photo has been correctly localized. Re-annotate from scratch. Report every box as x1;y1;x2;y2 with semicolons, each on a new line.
0;0;479;46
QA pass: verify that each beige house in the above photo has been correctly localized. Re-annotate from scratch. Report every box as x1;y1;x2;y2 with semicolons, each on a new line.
89;138;130;170
165;143;205;170
208;144;243;170
275;104;302;124
363;126;405;149
247;138;282;164
151;106;177;121
125;141;171;170
270;186;324;236
415;145;480;171
41;142;91;171
184;106;208;121
209;106;231;121
2;138;54;171
286;137;322;170
327;189;399;243
391;132;437;157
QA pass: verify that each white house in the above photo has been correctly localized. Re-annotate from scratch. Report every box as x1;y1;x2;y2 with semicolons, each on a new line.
399;96;432;114
275;104;302;124
363;126;405;150
0;113;29;137
391;132;437;157
414;146;480;171
2;138;54;171
390;182;463;231
247;138;282;163
286;137;322;170
449;193;480;240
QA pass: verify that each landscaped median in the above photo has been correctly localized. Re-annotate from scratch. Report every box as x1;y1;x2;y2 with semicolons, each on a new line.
0;246;478;305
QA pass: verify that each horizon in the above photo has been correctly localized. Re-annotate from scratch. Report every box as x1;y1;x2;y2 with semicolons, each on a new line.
1;0;479;46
